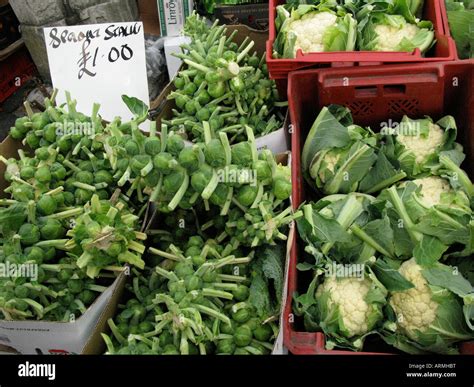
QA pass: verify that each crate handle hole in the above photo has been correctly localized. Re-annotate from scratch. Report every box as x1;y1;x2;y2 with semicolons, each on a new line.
383;85;406;95
354;86;378;97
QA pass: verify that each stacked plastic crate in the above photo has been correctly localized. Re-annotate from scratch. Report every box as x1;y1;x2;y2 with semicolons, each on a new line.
266;0;474;355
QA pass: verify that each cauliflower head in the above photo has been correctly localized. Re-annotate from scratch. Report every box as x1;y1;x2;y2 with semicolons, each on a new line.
389;258;438;340
289;12;338;55
374;23;420;51
317;150;341;183
315;276;383;337
412;176;453;207
396;122;444;163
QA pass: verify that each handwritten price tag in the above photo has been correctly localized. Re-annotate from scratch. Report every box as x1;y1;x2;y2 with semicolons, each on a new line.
44;22;149;123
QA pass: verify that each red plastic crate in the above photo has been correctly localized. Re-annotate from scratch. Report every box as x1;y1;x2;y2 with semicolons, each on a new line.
267;0;458;84
0;47;37;103
285;60;474;355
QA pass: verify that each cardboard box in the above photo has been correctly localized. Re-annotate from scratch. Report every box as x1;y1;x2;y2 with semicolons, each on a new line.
157;0;194;37
139;0;161;36
164;36;191;79
0;135;128;355
214;3;269;30
0;273;126;355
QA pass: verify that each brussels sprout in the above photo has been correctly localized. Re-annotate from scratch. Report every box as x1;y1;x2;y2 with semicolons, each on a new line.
254;160;272;182
254;324;273;342
162;344;180;355
26;246;44;263
185;246;201;257
167;134;185;156
192;255;206;267
187;236;204;248
67;278;84;294
58;137;72;153
191;164;213;193
205;139;226;168
184;275;203;291
76;171;94;185
37;195;57;216
43;247;56;262
144;170;160;187
75;188;93;204
220;321;235;335
273;178;292;200
233;285;250;302
63;191;75;206
144;137;161;156
234;325;253;347
216;338;235;354
153;152;174;174
231;142;253;167
78;160;94;172
52;192;65;207
79;289;96;305
32;112;50;130
20;166;35;180
94;170;113;185
179;147;200;173
236;185;258;207
26;132;40;149
40;219;65;240
35;166;52;184
35;148;50;161
18;224;40;246
125;140;139;156
14;116;31;135
174;261;194;279
163;168;186;196
232;308;251;323
197;90;211;105
51;163;67;181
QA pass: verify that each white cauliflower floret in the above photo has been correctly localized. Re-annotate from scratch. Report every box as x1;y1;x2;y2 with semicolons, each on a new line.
412;176;452;207
389;258;438;340
396;123;444;163
374;23;419;51
289;12;338;55
318;151;340;181
315;276;375;337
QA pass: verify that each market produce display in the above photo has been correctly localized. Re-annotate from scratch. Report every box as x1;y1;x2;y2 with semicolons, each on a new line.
0;79;293;351
164;12;285;143
294;105;474;354
273;0;435;58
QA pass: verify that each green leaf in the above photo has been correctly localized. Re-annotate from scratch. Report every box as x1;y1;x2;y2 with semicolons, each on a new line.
301;106;352;173
422;264;474;298
296;262;315;271
0;203;27;236
359;152;406;194
122;95;149;123
261;244;285;308
413;235;448;266
325;141;377;194
372;259;414;292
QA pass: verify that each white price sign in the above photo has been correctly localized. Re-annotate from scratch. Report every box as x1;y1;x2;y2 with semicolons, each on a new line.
44;22;149;122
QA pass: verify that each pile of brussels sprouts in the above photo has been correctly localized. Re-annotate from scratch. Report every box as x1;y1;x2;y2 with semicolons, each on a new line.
0;92;148;321
163;12;285;144
102;235;278;355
